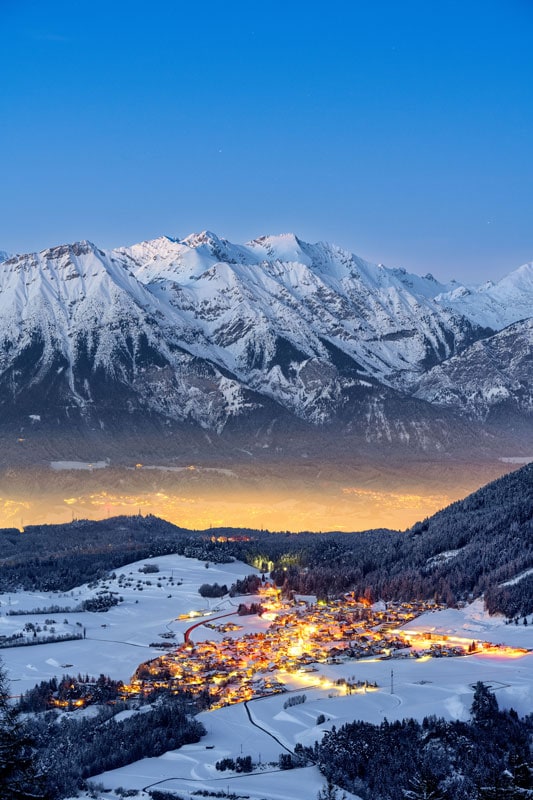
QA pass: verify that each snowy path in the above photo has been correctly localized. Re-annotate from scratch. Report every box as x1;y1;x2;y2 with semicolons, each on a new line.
244;697;295;756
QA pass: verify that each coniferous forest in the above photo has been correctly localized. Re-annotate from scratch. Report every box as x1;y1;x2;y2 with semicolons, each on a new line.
4;666;533;799
0;466;530;797
305;683;533;800
0;658;205;799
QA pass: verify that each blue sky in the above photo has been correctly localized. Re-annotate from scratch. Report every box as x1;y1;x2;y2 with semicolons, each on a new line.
1;0;532;282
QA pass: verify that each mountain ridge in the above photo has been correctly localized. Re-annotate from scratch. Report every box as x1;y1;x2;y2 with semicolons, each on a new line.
0;232;530;460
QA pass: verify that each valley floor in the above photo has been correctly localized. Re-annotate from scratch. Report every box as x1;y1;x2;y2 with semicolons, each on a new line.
2;555;533;800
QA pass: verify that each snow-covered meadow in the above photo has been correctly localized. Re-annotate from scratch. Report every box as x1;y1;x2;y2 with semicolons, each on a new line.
0;553;259;694
87;603;533;800
2;553;533;800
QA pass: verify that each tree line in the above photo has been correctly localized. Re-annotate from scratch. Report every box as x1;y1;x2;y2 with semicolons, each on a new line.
299;683;533;799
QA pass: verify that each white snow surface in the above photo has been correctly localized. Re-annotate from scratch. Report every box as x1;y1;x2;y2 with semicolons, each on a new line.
4;558;533;800
1;232;531;430
115;231;475;391
500;568;533;587
89;600;533;800
0;553;259;694
50;460;109;471
436;262;533;329
414;317;533;418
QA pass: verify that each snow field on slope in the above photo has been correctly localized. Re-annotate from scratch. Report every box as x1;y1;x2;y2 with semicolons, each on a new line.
4;549;533;800
3;232;532;432
90;648;533;800
74;591;533;799
0;553;259;694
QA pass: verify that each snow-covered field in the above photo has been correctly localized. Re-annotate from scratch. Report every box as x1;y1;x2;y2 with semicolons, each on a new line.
0;554;258;694
3;556;533;800
85;643;533;800
402;598;533;648
89;603;533;800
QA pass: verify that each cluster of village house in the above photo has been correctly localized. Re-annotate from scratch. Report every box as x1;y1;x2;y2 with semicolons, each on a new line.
125;593;492;708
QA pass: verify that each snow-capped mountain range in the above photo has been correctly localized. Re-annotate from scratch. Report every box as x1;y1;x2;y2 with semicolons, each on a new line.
0;232;531;454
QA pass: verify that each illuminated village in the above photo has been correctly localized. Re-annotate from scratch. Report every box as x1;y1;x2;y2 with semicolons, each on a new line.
120;589;529;710
11;548;533;800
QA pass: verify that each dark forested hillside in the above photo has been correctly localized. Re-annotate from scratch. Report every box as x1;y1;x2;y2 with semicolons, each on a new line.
25;694;205;798
0;515;234;592
306;683;533;800
0;464;531;615
258;463;533;615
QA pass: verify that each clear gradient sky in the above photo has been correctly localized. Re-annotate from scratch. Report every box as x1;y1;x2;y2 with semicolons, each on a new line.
1;0;532;282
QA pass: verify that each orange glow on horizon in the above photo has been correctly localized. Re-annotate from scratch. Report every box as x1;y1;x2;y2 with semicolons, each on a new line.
0;486;456;533
342;486;450;511
0;460;515;532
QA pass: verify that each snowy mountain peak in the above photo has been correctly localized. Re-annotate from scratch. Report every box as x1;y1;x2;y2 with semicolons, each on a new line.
114;235;185;265
248;232;302;249
246;232;311;264
109;231;497;397
180;230;224;249
435;261;533;329
40;240;103;260
498;260;533;288
0;239;160;346
0;230;530;443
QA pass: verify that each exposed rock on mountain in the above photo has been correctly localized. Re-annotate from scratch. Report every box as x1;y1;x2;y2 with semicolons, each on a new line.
415;318;533;422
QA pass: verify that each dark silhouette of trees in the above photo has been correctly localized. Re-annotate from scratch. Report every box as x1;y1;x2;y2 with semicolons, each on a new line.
309;686;533;800
0;660;45;799
198;582;228;598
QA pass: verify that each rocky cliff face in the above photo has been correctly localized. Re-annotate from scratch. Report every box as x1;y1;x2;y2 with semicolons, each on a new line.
415;318;533;422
